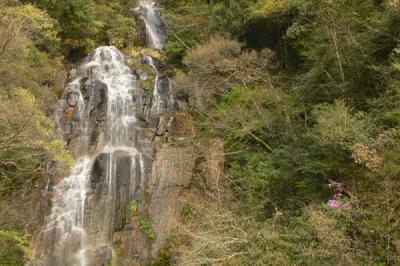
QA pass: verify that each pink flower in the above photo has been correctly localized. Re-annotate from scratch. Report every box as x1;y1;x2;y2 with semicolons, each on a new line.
327;199;341;208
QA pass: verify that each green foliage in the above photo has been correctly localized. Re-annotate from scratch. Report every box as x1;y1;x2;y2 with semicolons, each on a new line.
0;0;399;264
0;3;60;54
172;0;400;264
162;0;255;68
228;205;369;265
208;0;253;35
22;0;137;60
139;218;155;240
175;198;399;265
0;230;29;266
228;143;336;218
105;15;137;48
127;200;138;218
20;0;96;58
0;1;64;98
0;88;73;195
312;100;373;150
177;37;277;108
149;248;172;266
162;1;210;67
290;0;399;106
0;0;135;202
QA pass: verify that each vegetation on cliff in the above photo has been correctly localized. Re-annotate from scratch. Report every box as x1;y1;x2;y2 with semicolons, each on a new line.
163;0;400;265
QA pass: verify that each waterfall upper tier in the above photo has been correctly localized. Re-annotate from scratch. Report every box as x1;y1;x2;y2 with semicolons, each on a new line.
138;0;167;50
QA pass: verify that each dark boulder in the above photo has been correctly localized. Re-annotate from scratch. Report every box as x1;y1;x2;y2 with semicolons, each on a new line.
82;80;108;114
90;153;110;192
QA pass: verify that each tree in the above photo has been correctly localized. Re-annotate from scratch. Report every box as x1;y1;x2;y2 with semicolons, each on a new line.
0;87;73;196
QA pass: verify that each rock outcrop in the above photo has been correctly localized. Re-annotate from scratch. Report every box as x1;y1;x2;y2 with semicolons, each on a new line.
111;111;196;263
197;139;225;193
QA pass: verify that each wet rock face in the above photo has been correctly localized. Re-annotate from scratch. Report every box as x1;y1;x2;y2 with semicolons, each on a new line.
114;155;133;230
82;152;141;261
81;132;198;264
67;91;80;107
84;152;137;264
58;77;109;157
82;80;108;115
85;153;112;247
89;153;109;193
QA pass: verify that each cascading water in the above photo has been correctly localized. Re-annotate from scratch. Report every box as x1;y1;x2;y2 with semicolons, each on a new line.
32;46;143;266
31;1;173;265
32;158;92;266
142;55;174;116
138;0;167;50
138;0;173;115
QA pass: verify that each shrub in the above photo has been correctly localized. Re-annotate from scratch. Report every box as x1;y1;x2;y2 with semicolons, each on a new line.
0;230;29;266
139;218;155;240
0;88;73;195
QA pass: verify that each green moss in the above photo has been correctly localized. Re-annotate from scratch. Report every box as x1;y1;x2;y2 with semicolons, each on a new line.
127;200;138;219
127;57;156;92
141;79;154;92
139;218;155;240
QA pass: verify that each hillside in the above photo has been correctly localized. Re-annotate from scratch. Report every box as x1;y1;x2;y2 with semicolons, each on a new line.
0;0;399;265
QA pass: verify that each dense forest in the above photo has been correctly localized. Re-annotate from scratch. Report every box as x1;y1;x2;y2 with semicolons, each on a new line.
1;0;400;265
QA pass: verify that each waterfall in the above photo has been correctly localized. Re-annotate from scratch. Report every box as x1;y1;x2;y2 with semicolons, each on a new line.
31;46;142;266
30;1;172;265
138;0;167;50
139;0;174;116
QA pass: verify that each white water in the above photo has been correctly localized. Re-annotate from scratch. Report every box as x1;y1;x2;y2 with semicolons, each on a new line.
36;157;91;266
138;1;173;116
143;55;165;115
139;0;167;50
32;47;142;266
